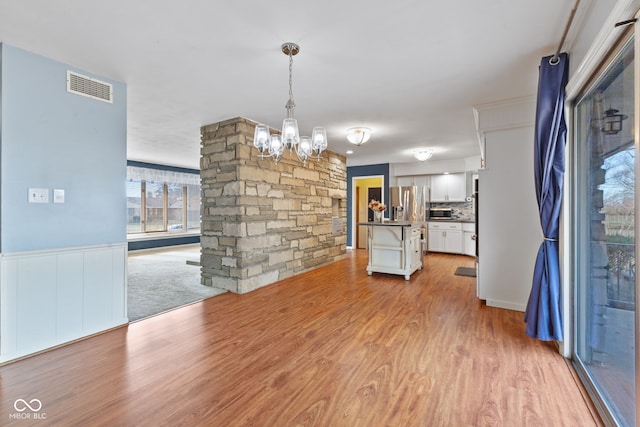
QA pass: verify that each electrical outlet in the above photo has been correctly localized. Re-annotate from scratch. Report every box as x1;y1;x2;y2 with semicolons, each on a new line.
28;188;49;203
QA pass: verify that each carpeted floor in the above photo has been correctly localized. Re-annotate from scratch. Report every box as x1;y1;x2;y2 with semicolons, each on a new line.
128;245;226;322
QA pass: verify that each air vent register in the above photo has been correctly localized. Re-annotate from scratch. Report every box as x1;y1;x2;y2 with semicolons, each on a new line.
66;71;112;103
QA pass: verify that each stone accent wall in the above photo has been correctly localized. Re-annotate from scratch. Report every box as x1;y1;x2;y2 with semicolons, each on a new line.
200;117;347;294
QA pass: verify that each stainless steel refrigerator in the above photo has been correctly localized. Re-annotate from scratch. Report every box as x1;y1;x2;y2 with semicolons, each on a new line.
389;186;426;222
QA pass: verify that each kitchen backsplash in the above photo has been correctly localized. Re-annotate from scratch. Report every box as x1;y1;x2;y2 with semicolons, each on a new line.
430;201;475;221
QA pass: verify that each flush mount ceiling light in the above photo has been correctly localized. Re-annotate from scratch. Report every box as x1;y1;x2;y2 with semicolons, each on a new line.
253;42;328;165
414;150;433;161
346;127;372;146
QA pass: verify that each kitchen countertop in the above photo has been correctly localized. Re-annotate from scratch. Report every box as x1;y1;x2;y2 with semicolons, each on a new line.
427;218;475;223
358;219;475;225
357;221;422;227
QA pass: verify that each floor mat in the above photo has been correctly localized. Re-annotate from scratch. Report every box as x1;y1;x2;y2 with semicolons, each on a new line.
454;266;476;277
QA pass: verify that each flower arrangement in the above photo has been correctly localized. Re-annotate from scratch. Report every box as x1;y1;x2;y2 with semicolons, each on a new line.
368;199;387;212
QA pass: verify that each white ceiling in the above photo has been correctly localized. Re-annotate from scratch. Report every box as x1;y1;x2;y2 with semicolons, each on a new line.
0;1;577;169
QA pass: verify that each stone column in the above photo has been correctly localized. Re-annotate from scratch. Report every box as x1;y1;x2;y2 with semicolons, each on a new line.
200;117;347;294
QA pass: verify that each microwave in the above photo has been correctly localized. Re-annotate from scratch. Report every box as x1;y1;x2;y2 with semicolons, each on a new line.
429;207;453;219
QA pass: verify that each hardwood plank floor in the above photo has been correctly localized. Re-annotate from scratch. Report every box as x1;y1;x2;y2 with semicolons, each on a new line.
0;250;600;426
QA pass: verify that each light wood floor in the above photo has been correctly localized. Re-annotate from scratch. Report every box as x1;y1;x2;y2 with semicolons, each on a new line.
0;250;601;426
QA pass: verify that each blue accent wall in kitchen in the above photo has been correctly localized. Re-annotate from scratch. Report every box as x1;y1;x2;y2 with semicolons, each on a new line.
346;163;389;247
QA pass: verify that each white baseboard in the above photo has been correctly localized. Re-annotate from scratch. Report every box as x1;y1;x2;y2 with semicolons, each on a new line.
485;299;526;312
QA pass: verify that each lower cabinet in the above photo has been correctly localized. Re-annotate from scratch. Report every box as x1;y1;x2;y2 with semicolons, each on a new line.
463;222;476;257
410;227;423;267
427;227;445;252
427;222;469;255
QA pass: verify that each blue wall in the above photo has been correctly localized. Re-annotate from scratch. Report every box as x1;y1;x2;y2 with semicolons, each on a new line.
346;163;390;247
0;44;127;252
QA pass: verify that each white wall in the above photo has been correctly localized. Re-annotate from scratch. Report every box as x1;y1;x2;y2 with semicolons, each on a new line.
478;129;542;310
476;97;542;311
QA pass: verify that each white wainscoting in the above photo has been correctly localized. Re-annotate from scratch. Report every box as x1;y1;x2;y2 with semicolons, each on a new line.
0;243;128;362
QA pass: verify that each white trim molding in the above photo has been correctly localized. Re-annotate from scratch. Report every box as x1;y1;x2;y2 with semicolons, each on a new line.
566;0;640;100
561;0;640;359
472;96;537;134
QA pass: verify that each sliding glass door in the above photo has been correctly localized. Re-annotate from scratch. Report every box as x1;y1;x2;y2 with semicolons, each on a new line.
573;33;636;426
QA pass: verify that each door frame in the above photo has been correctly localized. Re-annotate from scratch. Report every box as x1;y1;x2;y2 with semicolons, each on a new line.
351;175;385;249
563;4;640;425
563;0;640;358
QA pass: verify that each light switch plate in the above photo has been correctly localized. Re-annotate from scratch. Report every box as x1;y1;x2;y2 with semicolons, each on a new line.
53;189;65;203
28;188;49;203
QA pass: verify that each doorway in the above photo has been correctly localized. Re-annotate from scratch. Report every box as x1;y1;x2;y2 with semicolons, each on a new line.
352;176;384;249
127;245;225;321
572;31;636;426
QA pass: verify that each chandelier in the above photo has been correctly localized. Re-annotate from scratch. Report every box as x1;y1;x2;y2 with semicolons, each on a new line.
253;42;328;165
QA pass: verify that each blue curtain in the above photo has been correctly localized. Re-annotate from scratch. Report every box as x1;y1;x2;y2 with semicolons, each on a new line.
524;53;568;341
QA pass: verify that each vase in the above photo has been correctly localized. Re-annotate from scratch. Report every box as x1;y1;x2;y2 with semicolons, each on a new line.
374;210;383;223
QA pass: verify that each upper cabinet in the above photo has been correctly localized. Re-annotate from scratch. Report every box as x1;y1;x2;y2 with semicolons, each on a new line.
396;175;430;188
430;173;466;202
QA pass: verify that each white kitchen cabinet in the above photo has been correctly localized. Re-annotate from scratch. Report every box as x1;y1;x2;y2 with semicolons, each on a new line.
427;222;463;254
361;222;423;280
427;228;445;252
429;173;466;202
445;229;463;253
463;222;476;257
411;228;423;267
396;175;430;188
429;175;448;202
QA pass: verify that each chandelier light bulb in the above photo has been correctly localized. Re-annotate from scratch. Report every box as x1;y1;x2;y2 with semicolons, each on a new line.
311;127;328;158
297;136;313;165
269;134;284;163
282;118;300;151
253;125;270;154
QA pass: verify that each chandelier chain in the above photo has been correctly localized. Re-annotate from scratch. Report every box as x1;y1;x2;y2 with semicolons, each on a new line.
287;49;295;117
